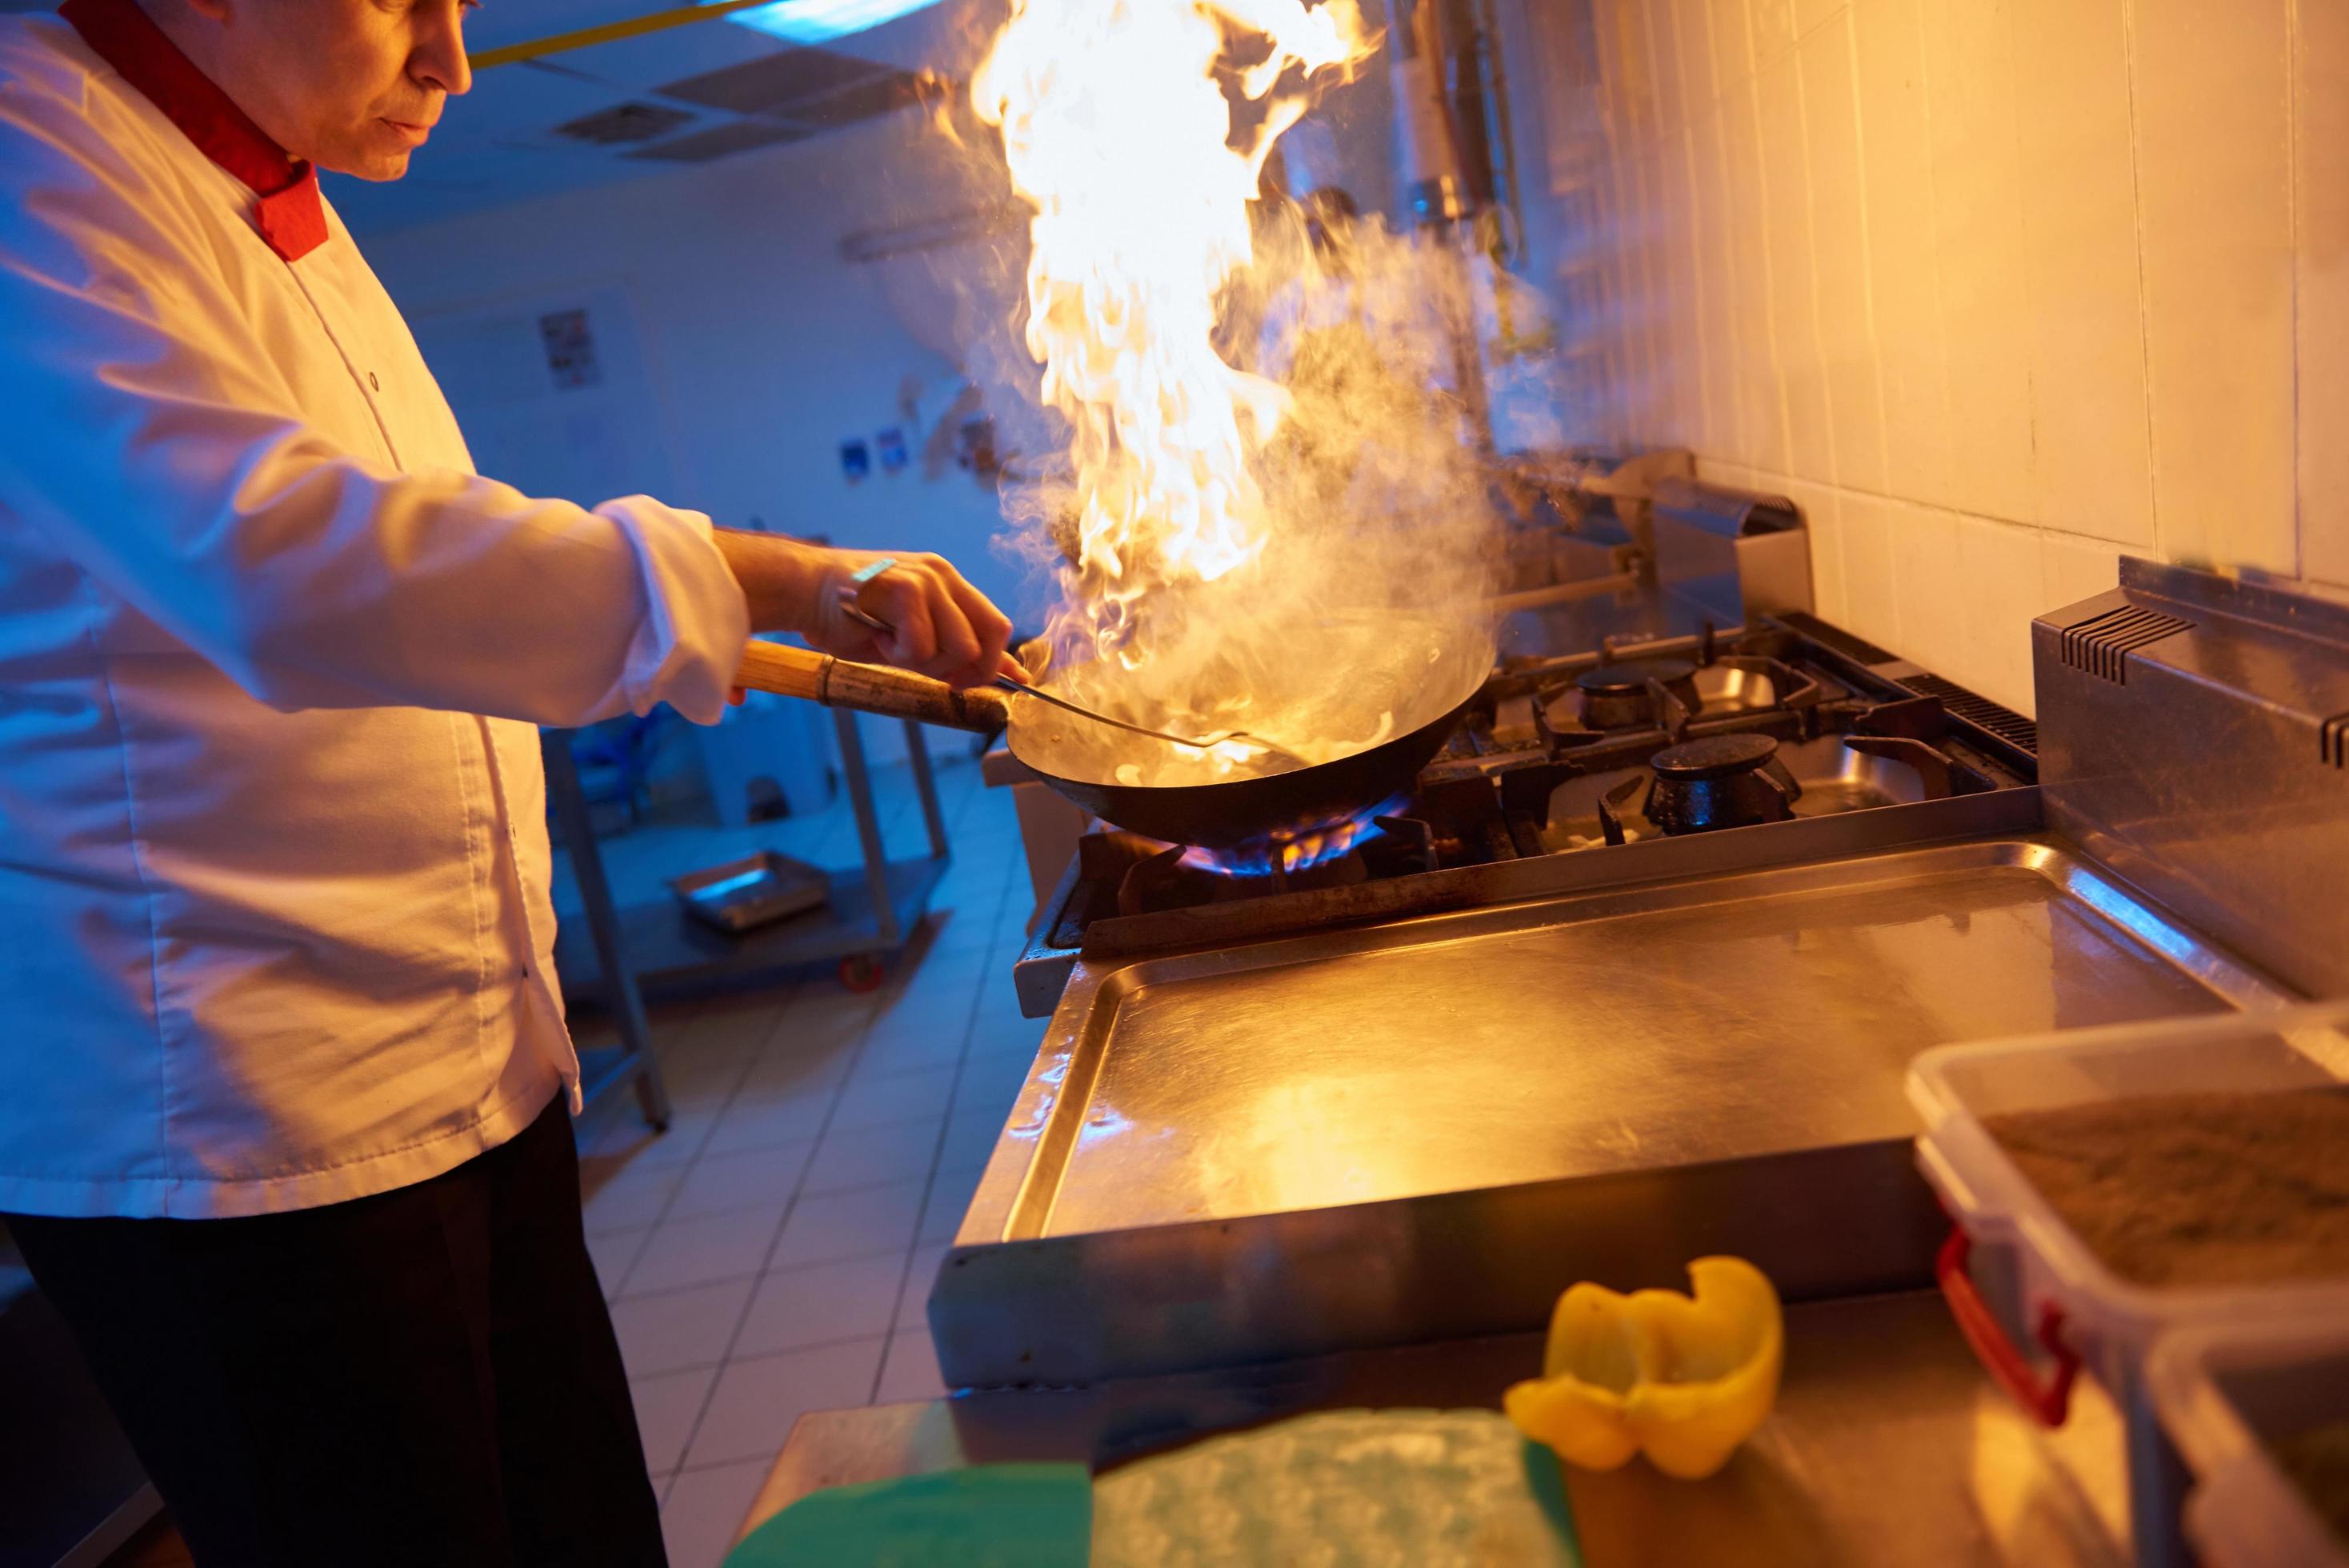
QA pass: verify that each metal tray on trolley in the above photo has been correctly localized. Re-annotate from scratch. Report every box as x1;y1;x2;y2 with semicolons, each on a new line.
670;850;831;934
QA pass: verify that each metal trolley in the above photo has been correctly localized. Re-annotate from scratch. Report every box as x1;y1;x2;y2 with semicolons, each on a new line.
542;711;953;1130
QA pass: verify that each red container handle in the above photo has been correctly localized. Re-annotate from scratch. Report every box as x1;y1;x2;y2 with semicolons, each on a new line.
1937;1225;2081;1426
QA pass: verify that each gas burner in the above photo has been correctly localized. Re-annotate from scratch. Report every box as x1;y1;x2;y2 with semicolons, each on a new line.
1570;658;1702;730
1180;799;1404;881
1643;734;1804;835
1119;840;1369;917
1011;614;2045;1018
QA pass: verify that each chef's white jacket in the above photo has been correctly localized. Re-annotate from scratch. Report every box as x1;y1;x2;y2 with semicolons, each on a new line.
0;4;752;1218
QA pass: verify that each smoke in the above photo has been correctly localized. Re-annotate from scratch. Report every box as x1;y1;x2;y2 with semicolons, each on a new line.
987;210;1504;786
965;0;1500;786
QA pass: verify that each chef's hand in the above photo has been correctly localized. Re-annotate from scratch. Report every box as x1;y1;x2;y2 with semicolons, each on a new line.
711;532;1025;690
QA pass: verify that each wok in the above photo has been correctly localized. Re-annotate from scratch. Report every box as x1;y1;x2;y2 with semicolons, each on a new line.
734;618;1493;853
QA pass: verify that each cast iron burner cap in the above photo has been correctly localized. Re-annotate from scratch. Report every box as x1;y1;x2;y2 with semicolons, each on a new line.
1575;658;1698;698
1650;733;1780;782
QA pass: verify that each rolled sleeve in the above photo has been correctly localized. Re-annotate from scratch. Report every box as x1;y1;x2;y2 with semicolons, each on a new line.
599;497;750;726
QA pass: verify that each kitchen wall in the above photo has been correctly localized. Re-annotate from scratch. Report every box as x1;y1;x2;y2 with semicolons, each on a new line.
354;110;1041;629
1505;0;2347;716
350;50;1403;754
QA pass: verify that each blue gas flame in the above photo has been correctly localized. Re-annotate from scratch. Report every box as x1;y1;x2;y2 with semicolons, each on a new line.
1179;796;1409;878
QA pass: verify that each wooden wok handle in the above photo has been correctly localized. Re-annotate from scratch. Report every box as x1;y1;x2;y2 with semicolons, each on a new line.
734;641;1011;735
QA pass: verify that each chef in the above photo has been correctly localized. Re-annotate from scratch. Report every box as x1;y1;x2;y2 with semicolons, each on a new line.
0;0;1018;1562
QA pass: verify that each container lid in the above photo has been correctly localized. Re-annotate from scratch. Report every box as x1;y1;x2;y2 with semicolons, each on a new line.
2149;1315;2349;1568
1907;1000;2349;1331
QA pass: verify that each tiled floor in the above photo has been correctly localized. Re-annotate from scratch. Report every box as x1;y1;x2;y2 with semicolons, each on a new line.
566;751;1042;1568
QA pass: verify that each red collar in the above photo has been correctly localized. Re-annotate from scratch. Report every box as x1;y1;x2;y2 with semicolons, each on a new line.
60;0;326;262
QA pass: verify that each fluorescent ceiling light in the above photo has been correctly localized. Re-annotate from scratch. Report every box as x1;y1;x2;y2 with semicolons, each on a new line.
721;0;942;45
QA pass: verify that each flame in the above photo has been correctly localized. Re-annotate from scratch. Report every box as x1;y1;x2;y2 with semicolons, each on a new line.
972;0;1373;772
1181;797;1400;877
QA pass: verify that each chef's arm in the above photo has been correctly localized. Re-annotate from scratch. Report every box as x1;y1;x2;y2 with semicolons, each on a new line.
0;126;747;726
0;195;745;721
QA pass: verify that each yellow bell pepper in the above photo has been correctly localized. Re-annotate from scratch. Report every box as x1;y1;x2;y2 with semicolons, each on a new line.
1503;1255;1783;1481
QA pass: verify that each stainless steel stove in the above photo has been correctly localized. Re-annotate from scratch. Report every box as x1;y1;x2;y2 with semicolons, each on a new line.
1009;610;2039;1017
934;557;2344;1399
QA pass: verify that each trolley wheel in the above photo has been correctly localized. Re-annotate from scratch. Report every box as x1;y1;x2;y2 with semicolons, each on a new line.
838;954;885;993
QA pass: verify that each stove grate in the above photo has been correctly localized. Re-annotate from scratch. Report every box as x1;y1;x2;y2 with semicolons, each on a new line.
1899;674;2038;757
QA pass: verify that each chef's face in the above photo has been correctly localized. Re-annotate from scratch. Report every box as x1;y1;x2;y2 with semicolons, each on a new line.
201;0;475;180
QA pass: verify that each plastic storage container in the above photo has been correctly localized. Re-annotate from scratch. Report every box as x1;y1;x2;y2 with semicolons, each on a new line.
1907;998;2349;1566
2149;1314;2349;1568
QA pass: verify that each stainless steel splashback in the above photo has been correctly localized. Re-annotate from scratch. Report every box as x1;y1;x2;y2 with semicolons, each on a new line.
2034;557;2349;998
1651;477;1814;626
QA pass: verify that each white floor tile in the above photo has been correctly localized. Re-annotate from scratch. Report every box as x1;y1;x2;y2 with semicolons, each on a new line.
622;1204;790;1295
667;1140;817;1222
852;1014;972;1080
579;1158;685;1235
585;1226;650;1301
654;1058;753;1118
875;1326;949;1404
610;1277;755;1378
769;1180;927;1270
686;995;794;1058
801;1113;946;1197
588;1106;718;1170
762;998;878;1065
950;1050;1032;1125
733;1038;855;1102
938;1108;1008;1174
701;1087;834;1157
829;1065;956;1133
733;1251;910;1358
963;1004;1042;1064
919;1166;986;1246
896;1242;949;1332
630;1365;718;1474
683;1338;887;1468
659;1459;772;1568
926;906;999;956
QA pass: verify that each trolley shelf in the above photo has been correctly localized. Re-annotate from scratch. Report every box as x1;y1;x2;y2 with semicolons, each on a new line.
552;853;948;994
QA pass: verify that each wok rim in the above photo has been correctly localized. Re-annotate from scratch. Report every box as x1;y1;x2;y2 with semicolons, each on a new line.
1002;630;1495;849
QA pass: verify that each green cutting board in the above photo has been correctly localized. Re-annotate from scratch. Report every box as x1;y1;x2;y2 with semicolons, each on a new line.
1092;1408;1583;1566
727;1410;1580;1567
726;1463;1091;1567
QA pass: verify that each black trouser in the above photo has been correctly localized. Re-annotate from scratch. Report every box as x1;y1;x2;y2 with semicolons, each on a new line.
7;1095;665;1568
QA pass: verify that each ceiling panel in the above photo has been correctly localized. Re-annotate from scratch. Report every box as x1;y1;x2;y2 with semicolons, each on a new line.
522;13;788;94
625;118;812;162
652;46;886;114
551;100;699;144
792;66;927;127
316;0;994;233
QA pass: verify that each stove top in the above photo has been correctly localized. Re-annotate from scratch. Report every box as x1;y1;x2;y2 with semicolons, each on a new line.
1010;612;2040;1016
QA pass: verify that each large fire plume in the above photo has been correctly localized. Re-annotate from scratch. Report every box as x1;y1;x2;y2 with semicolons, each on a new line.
971;0;1496;786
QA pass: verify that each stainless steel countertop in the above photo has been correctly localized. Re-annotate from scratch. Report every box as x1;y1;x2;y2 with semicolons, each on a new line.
739;1290;2134;1566
1024;842;2249;1240
928;830;2285;1388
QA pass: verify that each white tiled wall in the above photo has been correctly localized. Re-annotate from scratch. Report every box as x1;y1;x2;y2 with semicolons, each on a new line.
1531;0;2349;715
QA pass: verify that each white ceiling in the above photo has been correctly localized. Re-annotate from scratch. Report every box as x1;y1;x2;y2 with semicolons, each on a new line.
325;0;993;232
0;0;992;232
